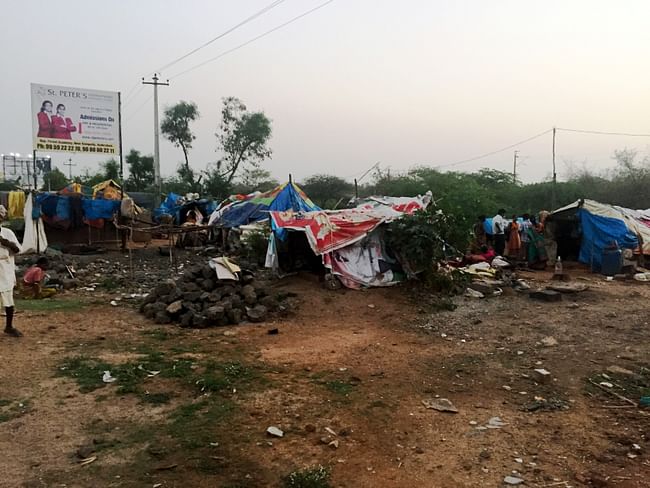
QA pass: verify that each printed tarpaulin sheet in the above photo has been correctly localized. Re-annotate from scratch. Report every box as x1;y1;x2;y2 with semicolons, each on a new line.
269;193;430;255
209;182;320;228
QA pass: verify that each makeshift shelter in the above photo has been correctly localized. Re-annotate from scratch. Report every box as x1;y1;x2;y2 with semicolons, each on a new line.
266;192;432;289
209;182;320;228
549;199;650;270
153;193;217;225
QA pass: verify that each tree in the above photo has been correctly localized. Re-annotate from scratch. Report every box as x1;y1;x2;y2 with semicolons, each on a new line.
41;167;68;191
125;149;154;191
300;174;354;208
102;159;120;181
161;101;200;175
215;97;272;184
231;168;279;194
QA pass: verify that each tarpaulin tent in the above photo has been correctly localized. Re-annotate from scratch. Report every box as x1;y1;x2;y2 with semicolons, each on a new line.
550;199;650;269
266;192;432;289
208;182;320;228
153;193;217;225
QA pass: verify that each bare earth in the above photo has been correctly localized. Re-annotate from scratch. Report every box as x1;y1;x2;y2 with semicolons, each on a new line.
1;267;649;487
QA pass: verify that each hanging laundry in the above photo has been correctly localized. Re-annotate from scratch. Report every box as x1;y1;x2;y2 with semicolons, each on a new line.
8;191;26;219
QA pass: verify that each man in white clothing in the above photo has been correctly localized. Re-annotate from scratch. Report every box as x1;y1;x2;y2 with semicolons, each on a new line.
0;205;22;337
492;209;508;256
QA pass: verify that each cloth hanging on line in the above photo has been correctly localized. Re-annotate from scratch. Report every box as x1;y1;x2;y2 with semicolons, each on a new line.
8;191;26;219
21;194;48;254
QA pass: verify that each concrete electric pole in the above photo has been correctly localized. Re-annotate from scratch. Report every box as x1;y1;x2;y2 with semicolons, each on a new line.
142;74;169;205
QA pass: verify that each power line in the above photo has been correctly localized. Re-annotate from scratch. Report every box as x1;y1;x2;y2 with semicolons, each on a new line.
169;0;336;80
556;127;650;137
157;0;288;73
433;128;553;169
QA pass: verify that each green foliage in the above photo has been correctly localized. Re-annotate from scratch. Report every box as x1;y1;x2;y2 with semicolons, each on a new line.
231;167;279;194
125;149;154;191
283;465;331;488
216;96;272;184
42;167;68;191
242;229;269;266
161;100;200;176
300;174;354;208
386;206;466;272
201;164;232;200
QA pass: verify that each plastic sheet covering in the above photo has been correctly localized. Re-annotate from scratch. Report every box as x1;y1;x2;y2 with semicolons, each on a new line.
21;194;48;254
81;199;121;220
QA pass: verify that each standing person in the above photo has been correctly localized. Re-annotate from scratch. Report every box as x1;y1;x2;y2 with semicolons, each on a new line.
0;205;22;337
492;209;507;256
51;104;77;140
526;216;548;270
506;215;521;258
520;213;532;260
473;215;487;250
37;100;54;138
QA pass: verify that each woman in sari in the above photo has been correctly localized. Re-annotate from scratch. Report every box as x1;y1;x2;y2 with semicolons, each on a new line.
506;215;521;259
526;216;548;269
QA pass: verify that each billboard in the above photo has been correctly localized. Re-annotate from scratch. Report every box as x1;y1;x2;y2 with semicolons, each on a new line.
31;83;120;155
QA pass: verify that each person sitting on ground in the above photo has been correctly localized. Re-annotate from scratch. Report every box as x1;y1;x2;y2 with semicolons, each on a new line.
0;205;22;337
472;215;487;250
465;245;496;264
23;257;56;299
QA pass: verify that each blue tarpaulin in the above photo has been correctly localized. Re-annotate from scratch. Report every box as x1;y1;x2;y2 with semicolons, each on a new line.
82;199;121;220
577;209;638;270
214;183;320;229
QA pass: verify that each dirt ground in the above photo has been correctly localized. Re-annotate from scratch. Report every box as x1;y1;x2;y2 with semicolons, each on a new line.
1;261;650;487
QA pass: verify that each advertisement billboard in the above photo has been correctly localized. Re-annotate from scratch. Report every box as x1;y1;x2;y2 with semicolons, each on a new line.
31;83;120;155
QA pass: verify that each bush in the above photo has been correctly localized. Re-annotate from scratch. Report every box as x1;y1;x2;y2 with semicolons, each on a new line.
242;229;269;266
283;465;331;488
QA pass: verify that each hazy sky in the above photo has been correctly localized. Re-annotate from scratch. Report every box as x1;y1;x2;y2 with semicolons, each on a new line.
2;0;649;184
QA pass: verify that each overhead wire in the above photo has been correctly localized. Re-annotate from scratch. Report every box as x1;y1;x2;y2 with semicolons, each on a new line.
432;129;553;169
169;0;336;80
556;127;650;137
156;0;288;73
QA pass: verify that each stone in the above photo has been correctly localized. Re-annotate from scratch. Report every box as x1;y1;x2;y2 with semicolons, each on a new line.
183;291;202;302
422;398;458;413
305;424;316;433
179;311;194;328
208;291;222;302
540;336;558;347
241;284;255;296
154;312;171;324
201;279;216;291
221;285;236;297
259;295;278;311
607;365;635;376
533;368;552;384
529;290;562;302
243;292;258;306
152;282;175;298
504;476;524;485
206;306;225;322
227;309;242;325
193;315;209;328
219;298;233;312
62;278;80;290
166;300;184;315
266;426;284;438
247;305;268;323
76;444;95;459
199;292;211;302
201;266;214;280
182;282;200;293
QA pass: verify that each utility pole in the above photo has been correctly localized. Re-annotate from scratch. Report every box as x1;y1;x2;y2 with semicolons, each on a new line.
513;150;519;183
142;74;169;205
64;157;76;180
552;127;557;209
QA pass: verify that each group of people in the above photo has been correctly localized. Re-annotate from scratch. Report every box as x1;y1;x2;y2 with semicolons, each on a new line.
37;100;77;140
471;209;549;269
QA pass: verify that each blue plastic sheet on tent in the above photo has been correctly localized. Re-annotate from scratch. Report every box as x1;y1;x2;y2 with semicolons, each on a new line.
82;199;121;220
577;209;638;270
153;193;182;223
219;183;320;229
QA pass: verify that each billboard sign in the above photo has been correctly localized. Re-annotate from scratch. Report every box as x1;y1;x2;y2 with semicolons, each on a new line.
31;83;120;155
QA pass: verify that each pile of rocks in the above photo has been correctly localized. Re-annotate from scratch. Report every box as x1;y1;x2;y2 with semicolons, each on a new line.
139;263;282;328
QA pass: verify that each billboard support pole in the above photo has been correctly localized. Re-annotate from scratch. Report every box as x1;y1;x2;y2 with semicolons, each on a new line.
32;149;37;190
118;91;124;201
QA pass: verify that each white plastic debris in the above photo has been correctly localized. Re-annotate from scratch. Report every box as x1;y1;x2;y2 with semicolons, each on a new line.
102;371;116;383
266;426;284;438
